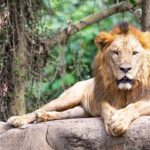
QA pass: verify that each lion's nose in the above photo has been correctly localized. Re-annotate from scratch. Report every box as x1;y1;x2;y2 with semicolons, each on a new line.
119;67;132;73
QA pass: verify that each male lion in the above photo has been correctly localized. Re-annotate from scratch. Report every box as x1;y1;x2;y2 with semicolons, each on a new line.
8;22;150;136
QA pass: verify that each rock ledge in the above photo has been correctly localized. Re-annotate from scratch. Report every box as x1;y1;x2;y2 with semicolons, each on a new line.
0;117;150;150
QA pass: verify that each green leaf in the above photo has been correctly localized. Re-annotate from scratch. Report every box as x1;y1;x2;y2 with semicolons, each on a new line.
62;73;75;86
129;0;136;5
51;80;62;90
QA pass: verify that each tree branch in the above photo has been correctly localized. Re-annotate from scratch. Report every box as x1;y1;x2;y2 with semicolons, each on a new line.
45;0;141;49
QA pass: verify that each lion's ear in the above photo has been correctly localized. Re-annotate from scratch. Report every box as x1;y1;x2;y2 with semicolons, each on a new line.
94;32;114;50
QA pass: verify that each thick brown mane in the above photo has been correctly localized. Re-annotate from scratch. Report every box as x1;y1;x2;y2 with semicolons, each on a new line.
95;22;150;50
112;22;129;35
112;22;150;50
93;22;150;108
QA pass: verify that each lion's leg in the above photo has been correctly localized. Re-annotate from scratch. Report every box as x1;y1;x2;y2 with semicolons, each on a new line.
129;100;150;116
7;79;94;127
36;106;90;122
106;100;150;136
100;101;117;136
40;83;83;112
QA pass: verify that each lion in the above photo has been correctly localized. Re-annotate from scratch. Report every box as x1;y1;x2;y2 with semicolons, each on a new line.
7;22;150;136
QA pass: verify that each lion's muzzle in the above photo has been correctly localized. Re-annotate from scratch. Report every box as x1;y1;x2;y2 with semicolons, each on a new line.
117;76;134;90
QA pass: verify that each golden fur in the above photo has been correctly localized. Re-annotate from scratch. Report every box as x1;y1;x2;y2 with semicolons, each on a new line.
7;22;150;136
94;22;150;108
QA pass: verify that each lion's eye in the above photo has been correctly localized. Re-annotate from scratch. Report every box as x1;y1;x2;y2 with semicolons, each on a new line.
112;51;119;55
132;51;139;55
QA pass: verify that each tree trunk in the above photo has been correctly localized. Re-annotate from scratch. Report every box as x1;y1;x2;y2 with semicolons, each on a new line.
7;0;26;117
141;0;150;31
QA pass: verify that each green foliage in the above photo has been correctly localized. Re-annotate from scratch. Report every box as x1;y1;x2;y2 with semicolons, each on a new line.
129;0;137;5
25;0;139;110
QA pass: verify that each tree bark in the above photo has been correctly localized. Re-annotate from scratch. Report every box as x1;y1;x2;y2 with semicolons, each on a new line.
0;117;150;150
141;0;150;31
7;0;26;116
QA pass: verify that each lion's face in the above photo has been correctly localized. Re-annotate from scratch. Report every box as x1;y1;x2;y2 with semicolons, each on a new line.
94;23;150;91
105;34;145;90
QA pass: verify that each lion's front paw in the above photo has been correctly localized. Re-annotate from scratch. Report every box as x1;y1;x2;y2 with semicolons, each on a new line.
104;120;113;136
103;109;116;136
36;109;58;123
36;109;48;122
7;116;29;127
109;109;132;136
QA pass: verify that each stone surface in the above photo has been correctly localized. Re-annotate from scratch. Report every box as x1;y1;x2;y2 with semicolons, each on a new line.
0;117;150;150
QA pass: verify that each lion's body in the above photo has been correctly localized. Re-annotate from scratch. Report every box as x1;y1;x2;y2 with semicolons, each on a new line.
7;22;150;136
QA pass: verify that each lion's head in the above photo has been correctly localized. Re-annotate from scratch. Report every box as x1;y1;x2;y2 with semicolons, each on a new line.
94;22;150;91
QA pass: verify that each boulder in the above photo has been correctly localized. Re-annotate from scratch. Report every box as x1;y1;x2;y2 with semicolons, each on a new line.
0;117;150;150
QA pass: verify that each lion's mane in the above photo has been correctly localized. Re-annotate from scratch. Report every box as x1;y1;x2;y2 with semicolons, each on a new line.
93;22;150;108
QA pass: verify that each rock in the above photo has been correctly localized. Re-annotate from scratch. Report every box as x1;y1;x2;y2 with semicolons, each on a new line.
0;117;150;150
0;121;13;134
